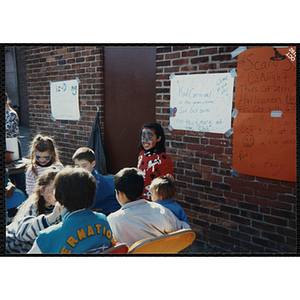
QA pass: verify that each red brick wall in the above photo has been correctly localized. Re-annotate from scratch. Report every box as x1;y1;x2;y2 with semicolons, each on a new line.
156;45;297;253
25;45;104;165
24;45;297;253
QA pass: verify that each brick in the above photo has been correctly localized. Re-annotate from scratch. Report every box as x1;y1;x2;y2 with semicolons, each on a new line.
224;177;245;187
261;232;286;243
201;159;219;167
224;191;244;201
210;224;229;235
220;204;239;215
220;234;241;246
181;66;197;71
231;186;254;196
165;52;180;59
252;220;276;232
210;139;229;147
200;48;218;55
157;47;172;53
264;215;288;227
191;57;209;64
238;201;259;212
207;194;226;204
211;54;232;61
230;215;251;225
267;200;293;211
252;237;276;249
240;210;263;221
270;208;295;220
239;224;260;236
230;230;250;242
188;144;205;151
210;209;230;220
201;200;220;210
205;146;224;154
202;228;221;240
245;195;268;206
218;219;238;230
194;165;212;173
278;194;297;204
172;58;189;65
193;218;210;228
182;50;198;57
202;173;222;182
240;240;264;252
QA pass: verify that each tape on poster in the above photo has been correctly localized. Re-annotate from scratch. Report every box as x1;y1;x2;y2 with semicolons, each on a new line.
231;46;247;58
230;69;237;78
225;128;233;138
232;108;238;118
271;111;282;117
169;73;175;80
230;169;239;177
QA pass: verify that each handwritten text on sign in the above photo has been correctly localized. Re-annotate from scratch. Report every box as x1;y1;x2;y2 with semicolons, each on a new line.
170;73;234;133
233;46;296;182
50;79;80;120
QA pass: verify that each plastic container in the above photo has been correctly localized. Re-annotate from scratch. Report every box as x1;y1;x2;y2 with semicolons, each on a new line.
6;151;14;163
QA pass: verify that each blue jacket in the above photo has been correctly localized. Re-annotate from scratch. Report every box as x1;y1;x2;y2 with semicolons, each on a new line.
91;170;120;215
35;209;115;254
156;199;189;224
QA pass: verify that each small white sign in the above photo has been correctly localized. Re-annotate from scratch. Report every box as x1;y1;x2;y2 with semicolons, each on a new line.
50;79;80;120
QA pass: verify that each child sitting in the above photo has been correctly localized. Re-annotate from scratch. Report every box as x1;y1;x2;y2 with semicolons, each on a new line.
28;167;116;254
6;169;26;223
72;147;120;216
6;168;62;253
150;176;189;224
26;134;64;196
107;167;190;248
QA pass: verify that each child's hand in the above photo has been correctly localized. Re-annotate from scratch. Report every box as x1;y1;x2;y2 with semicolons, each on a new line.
165;173;175;182
6;183;15;198
46;202;62;224
59;205;68;218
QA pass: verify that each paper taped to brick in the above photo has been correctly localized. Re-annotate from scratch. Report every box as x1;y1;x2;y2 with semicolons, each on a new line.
50;79;80;120
170;73;234;134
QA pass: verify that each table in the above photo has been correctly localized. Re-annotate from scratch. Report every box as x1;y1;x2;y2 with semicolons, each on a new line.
6;158;30;175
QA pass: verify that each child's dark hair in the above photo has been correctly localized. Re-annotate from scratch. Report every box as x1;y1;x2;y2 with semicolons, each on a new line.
72;147;95;163
114;167;144;201
34;168;61;215
29;134;61;175
54;167;96;212
138;122;166;153
150;176;176;199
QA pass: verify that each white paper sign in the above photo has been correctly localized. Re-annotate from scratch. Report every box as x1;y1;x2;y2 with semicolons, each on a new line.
170;73;234;133
50;79;80;120
6;138;20;160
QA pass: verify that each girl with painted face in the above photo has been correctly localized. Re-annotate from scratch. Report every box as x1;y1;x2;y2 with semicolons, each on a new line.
137;122;174;201
25;134;64;196
6;168;64;253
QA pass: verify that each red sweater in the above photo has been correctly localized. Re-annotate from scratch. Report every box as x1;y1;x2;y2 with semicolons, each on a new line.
137;150;174;200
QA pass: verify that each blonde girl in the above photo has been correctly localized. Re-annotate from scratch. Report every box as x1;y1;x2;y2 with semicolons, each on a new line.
26;134;64;196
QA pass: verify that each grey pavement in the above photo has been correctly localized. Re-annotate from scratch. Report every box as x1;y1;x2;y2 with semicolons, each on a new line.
19;126;31;158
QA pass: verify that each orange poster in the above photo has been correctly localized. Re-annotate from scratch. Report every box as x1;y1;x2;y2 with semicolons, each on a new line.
233;46;296;182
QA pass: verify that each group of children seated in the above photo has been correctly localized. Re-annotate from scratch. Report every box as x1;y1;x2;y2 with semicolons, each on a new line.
6;122;190;254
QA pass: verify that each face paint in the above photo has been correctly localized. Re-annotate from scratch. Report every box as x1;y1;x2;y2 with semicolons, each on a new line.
141;129;159;151
35;151;51;166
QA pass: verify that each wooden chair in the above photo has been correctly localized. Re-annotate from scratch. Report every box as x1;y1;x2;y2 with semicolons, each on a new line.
128;229;196;254
84;242;129;254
